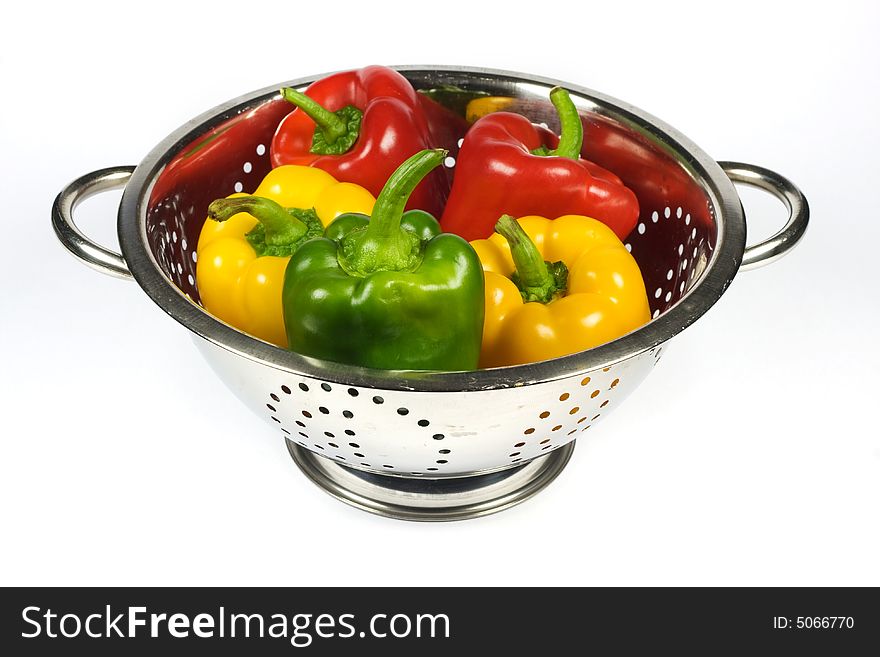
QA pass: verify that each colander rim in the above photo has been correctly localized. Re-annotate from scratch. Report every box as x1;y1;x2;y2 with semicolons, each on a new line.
117;65;744;392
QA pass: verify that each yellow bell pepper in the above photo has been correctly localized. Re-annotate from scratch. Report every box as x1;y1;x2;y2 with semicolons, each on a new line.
196;166;375;347
465;96;516;123
470;214;651;368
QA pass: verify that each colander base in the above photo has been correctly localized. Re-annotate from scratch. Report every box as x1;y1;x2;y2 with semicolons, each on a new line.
286;440;575;522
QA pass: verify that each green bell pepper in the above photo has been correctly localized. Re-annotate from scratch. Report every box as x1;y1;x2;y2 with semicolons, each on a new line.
282;149;485;371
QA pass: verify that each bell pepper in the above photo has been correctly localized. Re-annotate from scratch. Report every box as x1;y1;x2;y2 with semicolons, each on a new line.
270;65;458;218
471;214;651;368
196;166;375;347
282;149;485;371
440;87;640;242
464;95;516;124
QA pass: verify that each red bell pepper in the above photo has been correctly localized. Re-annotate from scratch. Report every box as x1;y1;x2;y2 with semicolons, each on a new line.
270;65;459;218
439;87;640;242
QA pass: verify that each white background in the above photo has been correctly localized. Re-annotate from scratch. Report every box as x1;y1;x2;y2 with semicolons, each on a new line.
2;1;878;586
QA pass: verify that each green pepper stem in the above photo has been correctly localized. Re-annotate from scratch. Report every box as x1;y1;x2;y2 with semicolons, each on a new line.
367;149;447;239
208;196;307;244
548;86;583;160
281;87;347;145
336;149;447;277
494;215;568;304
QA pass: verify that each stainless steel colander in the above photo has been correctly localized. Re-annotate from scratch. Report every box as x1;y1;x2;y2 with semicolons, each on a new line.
52;66;808;521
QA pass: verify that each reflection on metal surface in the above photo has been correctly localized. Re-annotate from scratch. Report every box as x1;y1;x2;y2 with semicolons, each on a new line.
287;438;575;522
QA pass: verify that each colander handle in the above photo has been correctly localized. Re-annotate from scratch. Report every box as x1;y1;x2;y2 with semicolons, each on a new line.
719;161;809;271
51;166;135;280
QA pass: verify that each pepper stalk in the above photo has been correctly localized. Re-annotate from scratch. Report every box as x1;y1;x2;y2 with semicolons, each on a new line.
494;214;569;303
530;86;584;160
207;196;323;257
337;148;448;277
280;87;363;156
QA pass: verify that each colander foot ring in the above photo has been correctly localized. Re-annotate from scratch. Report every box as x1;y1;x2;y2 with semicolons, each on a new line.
285;440;575;522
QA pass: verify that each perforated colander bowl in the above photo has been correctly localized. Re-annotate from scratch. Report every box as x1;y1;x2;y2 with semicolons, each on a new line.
52;66;808;521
